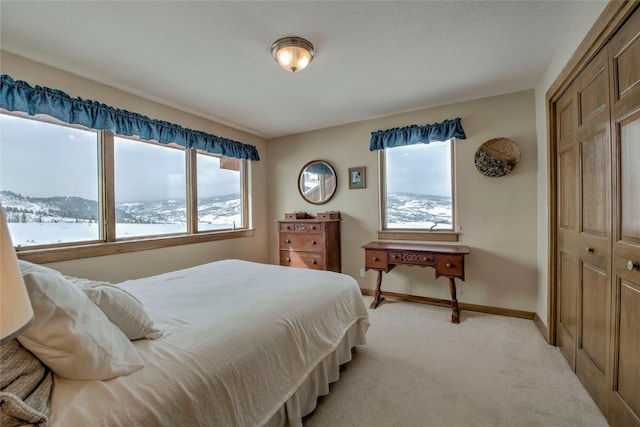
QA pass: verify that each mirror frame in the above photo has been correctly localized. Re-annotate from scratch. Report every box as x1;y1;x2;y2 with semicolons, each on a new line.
297;160;338;205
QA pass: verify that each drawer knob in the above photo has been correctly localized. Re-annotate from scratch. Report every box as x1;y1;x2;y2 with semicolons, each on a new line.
628;260;640;271
446;262;453;268
373;257;379;261
286;258;291;262
586;247;594;254
312;260;317;265
311;240;317;245
285;239;291;244
311;226;316;230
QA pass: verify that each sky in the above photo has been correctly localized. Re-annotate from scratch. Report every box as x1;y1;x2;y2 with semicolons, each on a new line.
0;114;239;202
385;140;452;197
1;113;452;202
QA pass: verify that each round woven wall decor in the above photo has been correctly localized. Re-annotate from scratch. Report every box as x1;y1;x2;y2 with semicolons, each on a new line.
474;137;521;177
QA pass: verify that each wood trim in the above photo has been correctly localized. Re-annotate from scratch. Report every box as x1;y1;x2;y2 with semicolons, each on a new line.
547;0;638;347
360;288;535;320
16;229;255;264
186;149;197;234
241;160;249;229
546;97;558;345
534;313;550;342
100;130;115;242
377;230;459;242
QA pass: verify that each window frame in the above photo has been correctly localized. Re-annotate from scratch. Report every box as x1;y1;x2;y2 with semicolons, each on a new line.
1;112;253;264
377;139;459;242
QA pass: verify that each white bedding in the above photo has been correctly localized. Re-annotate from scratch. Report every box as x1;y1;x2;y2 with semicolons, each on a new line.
49;260;369;426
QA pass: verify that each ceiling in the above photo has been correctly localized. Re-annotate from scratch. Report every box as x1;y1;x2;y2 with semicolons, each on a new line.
0;1;590;140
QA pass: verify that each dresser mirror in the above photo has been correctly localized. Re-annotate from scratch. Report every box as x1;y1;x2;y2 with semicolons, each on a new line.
298;160;337;205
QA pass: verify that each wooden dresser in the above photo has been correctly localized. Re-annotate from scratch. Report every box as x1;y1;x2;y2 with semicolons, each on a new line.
278;212;341;272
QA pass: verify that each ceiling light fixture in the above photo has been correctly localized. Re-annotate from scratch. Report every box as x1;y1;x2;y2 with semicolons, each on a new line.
271;36;315;73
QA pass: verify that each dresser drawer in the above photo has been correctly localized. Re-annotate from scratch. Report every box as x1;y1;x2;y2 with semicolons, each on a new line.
280;233;325;252
365;250;388;270
436;255;464;279
279;222;325;233
280;251;325;270
277;217;340;272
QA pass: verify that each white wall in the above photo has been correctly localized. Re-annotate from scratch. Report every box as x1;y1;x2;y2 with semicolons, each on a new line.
0;51;270;282
268;91;539;312
533;1;608;327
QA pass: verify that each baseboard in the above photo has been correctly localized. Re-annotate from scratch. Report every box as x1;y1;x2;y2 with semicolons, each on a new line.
360;288;535;320
534;313;551;344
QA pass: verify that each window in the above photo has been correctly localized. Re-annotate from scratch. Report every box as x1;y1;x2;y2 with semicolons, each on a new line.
196;153;242;232
0;114;100;245
381;139;455;232
0;113;249;251
115;136;187;238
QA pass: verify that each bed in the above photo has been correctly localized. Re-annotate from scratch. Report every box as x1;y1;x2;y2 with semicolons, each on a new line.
3;259;369;427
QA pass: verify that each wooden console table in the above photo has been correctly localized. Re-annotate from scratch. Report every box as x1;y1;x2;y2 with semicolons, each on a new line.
362;241;470;323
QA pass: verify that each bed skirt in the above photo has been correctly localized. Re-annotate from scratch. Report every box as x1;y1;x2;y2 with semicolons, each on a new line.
265;317;368;427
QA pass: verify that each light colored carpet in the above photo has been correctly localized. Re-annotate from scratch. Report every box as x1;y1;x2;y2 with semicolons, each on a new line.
303;296;609;427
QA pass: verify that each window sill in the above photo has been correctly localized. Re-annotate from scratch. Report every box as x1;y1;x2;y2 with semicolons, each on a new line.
377;230;459;242
17;229;255;264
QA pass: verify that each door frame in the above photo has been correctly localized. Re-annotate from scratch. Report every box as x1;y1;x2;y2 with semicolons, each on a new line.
546;0;639;345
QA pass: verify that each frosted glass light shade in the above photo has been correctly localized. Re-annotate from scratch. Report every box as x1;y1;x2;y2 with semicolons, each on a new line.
271;37;315;73
0;205;33;344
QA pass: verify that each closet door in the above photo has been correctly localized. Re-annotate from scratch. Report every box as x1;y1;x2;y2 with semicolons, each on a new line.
609;8;640;426
556;84;579;369
574;47;612;414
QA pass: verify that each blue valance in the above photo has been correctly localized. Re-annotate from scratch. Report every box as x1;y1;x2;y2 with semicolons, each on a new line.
0;74;260;161
369;117;466;151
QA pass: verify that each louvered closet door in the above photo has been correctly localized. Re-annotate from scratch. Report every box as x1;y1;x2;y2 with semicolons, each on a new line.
556;82;579;369
609;8;640;426
574;47;612;414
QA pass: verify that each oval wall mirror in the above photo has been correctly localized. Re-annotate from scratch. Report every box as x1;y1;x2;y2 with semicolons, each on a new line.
298;160;337;205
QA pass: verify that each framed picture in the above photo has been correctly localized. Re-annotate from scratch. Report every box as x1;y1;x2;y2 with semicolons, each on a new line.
348;166;366;189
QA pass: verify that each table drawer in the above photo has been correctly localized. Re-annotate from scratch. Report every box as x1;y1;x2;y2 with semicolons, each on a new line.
389;251;435;266
280;251;325;270
280;233;325;252
279;222;325;233
436;255;465;279
365;250;388;270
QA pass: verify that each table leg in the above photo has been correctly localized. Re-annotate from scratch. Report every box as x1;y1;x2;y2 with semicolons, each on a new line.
370;270;385;309
449;277;460;324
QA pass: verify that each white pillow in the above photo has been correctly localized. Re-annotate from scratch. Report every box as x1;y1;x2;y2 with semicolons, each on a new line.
83;284;163;340
64;274;163;340
17;259;59;277
17;270;144;380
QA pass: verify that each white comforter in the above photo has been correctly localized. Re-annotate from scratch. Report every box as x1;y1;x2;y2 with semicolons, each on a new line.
49;260;369;426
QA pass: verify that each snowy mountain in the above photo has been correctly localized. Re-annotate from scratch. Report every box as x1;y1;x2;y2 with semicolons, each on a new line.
386;192;452;229
0;190;240;224
1;191;101;223
1;190;450;227
1;190;450;246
